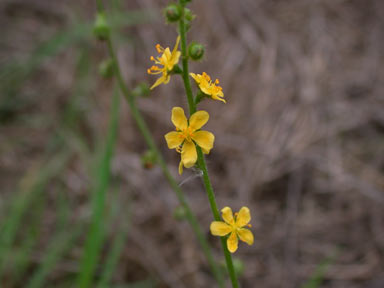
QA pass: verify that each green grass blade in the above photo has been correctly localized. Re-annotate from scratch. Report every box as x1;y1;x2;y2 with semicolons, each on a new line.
26;226;83;288
77;86;120;288
301;249;339;288
0;152;70;276
97;191;130;288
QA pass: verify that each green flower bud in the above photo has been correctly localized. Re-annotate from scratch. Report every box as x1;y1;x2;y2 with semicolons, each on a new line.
93;13;109;41
184;8;195;22
98;59;114;78
164;4;181;22
173;206;187;221
233;259;245;277
132;82;150;97
141;150;157;169
188;42;205;61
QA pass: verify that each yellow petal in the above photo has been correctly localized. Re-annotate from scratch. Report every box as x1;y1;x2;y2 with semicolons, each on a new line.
236;206;251;227
150;75;166;90
181;141;197;168
164;131;183;149
190;72;200;83
221;207;235;225
210;221;232;236
227;232;238;253
192;131;214;154
172;36;180;56
189;110;209;131
238;228;254;246
163;47;172;61
171;107;188;130
178;160;183;175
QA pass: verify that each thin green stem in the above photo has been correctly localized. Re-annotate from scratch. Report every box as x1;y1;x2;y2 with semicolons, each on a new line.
178;9;195;115
97;8;224;287
178;1;240;287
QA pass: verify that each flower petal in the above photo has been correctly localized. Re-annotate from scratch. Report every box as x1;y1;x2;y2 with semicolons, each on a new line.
192;131;214;154
190;72;201;84
189;110;209;131
171;107;188;130
178;160;183;175
238;228;254;246
221;207;235;225
227;232;238;253
164;131;183;149
172;36;180;56
181;141;197;168
150;75;166;90
210;221;232;236
236;206;251;227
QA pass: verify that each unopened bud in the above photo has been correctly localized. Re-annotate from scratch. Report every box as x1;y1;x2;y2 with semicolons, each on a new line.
132;82;150;97
188;42;205;61
141;150;157;169
98;59;114;78
173;206;187;221
164;4;182;22
93;13;109;41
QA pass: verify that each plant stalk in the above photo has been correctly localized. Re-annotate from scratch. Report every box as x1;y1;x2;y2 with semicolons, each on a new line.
178;1;240;287
94;2;224;286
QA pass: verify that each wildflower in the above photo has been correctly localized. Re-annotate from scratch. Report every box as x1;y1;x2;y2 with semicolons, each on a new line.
165;107;214;174
210;206;254;253
147;36;181;90
190;72;226;103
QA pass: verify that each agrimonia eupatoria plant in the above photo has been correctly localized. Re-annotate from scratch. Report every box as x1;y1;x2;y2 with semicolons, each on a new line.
147;1;254;287
92;0;254;286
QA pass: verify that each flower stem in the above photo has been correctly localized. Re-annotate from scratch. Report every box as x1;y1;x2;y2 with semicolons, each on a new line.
178;1;240;287
93;3;224;287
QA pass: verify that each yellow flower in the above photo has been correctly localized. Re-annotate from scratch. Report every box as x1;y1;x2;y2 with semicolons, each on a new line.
165;107;215;175
190;72;226;103
147;36;181;90
210;206;254;253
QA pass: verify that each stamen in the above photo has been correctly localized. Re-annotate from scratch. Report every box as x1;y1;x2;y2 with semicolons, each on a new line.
215;79;219;84
247;224;252;228
156;44;164;53
150;56;155;61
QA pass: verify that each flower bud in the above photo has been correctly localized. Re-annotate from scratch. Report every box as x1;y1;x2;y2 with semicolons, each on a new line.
93;13;109;41
141;150;157;169
233;259;245;277
184;8;195;22
173;206;187;221
98;59;114;78
188;42;205;61
164;4;182;22
132;82;150;97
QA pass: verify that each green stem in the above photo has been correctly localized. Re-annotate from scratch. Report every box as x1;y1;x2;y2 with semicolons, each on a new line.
96;6;224;287
178;9;195;115
178;1;240;287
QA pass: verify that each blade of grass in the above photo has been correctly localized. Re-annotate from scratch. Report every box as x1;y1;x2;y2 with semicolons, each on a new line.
77;86;120;288
8;189;48;287
0;151;70;277
26;226;83;288
97;189;130;288
301;249;339;288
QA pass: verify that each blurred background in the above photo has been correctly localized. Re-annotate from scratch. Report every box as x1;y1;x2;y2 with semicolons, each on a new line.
1;0;384;287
